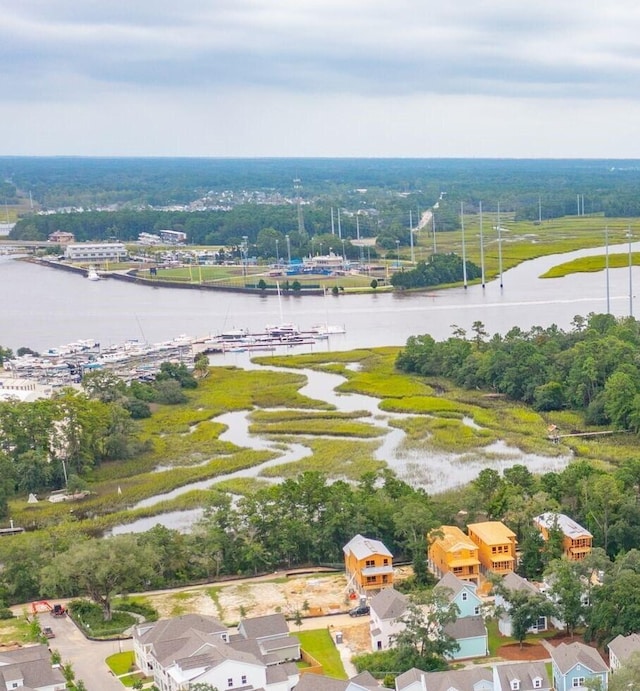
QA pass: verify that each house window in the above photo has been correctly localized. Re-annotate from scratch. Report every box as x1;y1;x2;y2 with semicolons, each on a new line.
365;559;375;567
228;679;233;688
366;576;376;584
461;592;468;601
533;678;542;689
510;681;520;691
572;678;585;688
241;676;247;685
383;558;389;565
474;606;480;615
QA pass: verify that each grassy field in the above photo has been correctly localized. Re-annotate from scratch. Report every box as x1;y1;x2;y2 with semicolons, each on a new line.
294;629;347;679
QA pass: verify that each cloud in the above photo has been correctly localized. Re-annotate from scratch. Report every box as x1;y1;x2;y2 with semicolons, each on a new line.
4;0;640;102
3;1;640;156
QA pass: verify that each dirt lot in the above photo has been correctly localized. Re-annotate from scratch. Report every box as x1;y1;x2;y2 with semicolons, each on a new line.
144;567;413;627
145;572;353;623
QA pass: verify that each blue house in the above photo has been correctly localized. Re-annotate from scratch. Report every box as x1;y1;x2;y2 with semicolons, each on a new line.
551;641;609;691
435;572;488;660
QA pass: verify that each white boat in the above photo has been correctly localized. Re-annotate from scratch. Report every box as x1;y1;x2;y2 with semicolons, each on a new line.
86;266;101;281
311;323;346;336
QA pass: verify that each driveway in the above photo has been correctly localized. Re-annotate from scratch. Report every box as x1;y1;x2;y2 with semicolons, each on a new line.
37;613;132;691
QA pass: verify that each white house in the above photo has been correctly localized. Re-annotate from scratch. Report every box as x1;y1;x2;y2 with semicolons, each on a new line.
369;587;408;651
494;572;550;637
607;632;640;673
0;644;66;691
133;612;299;691
394;661;551;691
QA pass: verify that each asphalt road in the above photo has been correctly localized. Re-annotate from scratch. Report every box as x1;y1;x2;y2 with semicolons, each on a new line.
36;613;132;691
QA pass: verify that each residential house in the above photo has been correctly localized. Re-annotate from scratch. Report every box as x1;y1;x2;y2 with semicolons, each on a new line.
0;644;66;691
133;612;300;691
395;661;551;691
492;661;552;691
395;666;493;691
607;632;640;673
236;613;300;664
551;641;609;691
467;522;517;575
428;525;481;584
369;587;409;651
295;671;379;691
533;513;593;562
47;230;75;244
494;572;550;637
343;534;394;596
435;573;488;660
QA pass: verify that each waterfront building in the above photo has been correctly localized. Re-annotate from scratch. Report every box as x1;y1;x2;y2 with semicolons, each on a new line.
533;512;593;562
64;242;127;262
428;525;481;584
467;521;517;575
343;534;394;596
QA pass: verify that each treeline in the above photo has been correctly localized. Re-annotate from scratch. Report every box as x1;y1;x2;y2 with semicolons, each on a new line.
396;313;640;429
390;254;481;289
0;361;201;515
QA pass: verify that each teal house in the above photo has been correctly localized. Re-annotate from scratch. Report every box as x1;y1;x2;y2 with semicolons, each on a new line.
551;641;608;691
435;573;488;660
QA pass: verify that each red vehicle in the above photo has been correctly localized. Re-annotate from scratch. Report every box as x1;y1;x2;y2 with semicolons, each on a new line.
30;601;66;617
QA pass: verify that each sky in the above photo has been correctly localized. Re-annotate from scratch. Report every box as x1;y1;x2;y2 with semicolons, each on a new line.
4;1;640;158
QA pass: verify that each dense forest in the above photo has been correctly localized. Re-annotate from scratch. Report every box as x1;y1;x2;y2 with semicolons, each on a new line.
7;159;640;246
396;312;640;429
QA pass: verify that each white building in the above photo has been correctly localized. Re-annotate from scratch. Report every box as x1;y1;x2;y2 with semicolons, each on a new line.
369;587;408;651
133;613;300;691
64;242;127;262
0;644;66;691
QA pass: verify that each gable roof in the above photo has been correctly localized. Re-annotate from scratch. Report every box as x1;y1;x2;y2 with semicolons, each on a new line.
0;658;65;690
435;572;478;601
239;613;289;640
534;513;592;539
395;666;492;691
467;521;516;544
296;672;379;691
444;614;487;641
343;534;392;560
495;661;550;690
501;572;540;595
370;587;408;620
430;525;479;553
608;632;640;663
135;613;226;647
551;642;608;675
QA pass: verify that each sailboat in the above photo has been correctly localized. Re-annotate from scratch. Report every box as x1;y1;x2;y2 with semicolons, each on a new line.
310;288;346;337
265;282;300;337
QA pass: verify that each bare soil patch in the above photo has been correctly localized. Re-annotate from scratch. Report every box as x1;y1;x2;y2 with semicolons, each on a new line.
497;642;548;661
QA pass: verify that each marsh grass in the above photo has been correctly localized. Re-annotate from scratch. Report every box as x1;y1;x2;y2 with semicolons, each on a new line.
541;251;640;279
391;416;495;453
250;418;385;438
259;437;383;479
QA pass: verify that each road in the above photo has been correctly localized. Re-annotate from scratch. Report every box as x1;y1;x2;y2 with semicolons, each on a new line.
18;569;360;691
36;613;132;691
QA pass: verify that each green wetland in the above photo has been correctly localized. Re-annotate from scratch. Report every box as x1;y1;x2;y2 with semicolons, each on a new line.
9;345;636;540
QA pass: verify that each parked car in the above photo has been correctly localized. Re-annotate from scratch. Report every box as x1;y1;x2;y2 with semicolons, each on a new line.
349;604;370;617
42;626;55;639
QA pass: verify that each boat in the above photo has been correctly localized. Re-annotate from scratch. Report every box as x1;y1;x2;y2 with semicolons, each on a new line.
86;266;101;281
310;323;346;336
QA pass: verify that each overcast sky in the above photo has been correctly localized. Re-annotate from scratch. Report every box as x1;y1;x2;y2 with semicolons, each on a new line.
4;1;640;158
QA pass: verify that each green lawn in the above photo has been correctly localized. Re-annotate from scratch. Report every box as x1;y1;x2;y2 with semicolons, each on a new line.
294;629;347;679
106;651;135;675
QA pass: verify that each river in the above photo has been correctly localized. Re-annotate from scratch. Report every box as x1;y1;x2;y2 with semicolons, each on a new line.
2;242;640;353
